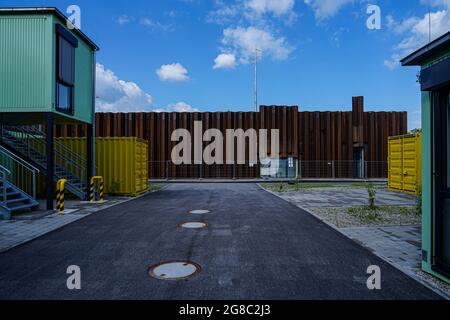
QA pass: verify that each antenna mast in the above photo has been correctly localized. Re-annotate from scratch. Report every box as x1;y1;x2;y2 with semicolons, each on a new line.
254;48;261;113
428;0;432;43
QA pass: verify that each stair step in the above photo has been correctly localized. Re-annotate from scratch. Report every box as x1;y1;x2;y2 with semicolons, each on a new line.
9;204;34;213
6;191;21;197
6;198;30;205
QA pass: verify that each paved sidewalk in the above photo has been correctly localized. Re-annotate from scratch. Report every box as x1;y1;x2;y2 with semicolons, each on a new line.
0;198;131;253
282;188;417;208
261;186;449;298
342;226;422;275
341;225;450;298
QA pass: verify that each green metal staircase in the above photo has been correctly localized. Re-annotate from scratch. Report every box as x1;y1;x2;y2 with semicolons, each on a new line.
1;125;88;200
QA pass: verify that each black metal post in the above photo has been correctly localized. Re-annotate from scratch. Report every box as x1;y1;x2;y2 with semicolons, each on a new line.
45;113;55;210
87;123;93;201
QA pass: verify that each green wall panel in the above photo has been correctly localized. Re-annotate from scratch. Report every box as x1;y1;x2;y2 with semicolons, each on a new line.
0;13;95;125
0;15;53;112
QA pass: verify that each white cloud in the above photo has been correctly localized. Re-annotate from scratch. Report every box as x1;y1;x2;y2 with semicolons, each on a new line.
383;53;402;70
213;53;237;69
222;26;293;63
208;1;296;68
96;64;197;113
385;5;450;70
303;0;353;20
208;0;297;25
140;18;172;31
156;63;190;82
246;0;295;16
154;102;200;113
115;15;134;26
95;64;153;112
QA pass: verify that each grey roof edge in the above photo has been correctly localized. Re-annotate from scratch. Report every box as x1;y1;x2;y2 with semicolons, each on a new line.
0;6;99;51
401;31;450;66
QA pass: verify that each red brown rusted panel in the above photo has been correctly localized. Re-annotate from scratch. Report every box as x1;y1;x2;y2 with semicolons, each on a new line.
55;97;407;179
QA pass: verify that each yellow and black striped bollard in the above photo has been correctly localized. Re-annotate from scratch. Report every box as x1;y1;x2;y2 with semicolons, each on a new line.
99;178;104;202
90;176;105;202
56;179;67;213
89;178;95;202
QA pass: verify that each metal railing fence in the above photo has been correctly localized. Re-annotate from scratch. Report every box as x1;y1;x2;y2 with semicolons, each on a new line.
0;146;40;199
148;160;388;180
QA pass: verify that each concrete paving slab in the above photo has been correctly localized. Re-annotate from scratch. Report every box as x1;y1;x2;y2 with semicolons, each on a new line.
282;188;417;208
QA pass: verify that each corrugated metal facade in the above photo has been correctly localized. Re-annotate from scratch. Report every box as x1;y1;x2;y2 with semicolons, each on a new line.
0;10;97;125
56;137;149;196
0;15;52;112
55;97;408;179
388;134;422;195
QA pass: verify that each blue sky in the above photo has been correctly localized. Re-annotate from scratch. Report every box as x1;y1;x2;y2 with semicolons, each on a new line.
3;0;450;129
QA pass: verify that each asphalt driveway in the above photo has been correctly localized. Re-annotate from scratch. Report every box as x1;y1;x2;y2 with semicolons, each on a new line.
0;183;442;299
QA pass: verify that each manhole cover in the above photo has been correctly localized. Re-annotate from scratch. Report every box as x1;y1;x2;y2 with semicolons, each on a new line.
179;222;208;229
148;261;201;280
189;209;211;215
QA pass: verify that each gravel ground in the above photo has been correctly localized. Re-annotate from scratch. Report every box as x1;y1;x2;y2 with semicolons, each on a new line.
308;206;421;228
415;270;450;296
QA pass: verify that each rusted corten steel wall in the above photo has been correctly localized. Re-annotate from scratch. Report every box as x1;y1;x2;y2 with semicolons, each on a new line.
55;97;407;179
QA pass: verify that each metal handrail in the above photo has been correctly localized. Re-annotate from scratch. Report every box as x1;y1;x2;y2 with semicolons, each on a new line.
16;125;88;165
0;164;11;203
2;126;85;165
0;146;40;174
0;147;39;199
1;125;87;196
2;125;86;173
0;165;12;176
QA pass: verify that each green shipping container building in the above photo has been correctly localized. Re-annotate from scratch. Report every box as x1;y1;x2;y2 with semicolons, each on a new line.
402;32;450;284
0;7;98;125
0;7;99;214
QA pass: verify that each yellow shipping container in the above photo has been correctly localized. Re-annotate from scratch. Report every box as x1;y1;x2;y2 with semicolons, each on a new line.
388;133;422;196
59;137;149;196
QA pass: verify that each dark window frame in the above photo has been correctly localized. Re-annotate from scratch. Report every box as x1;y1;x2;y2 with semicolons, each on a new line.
55;24;77;115
432;87;450;278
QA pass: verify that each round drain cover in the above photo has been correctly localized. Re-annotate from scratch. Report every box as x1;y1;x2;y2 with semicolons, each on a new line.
179;222;207;229
149;261;201;280
189;209;211;215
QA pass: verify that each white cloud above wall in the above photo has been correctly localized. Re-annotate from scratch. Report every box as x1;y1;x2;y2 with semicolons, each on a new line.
156;63;190;82
208;0;296;68
154;102;200;113
221;26;293;63
95;63;153;112
96;64;198;113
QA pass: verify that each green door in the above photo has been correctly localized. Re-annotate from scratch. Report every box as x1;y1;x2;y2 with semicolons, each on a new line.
433;87;450;276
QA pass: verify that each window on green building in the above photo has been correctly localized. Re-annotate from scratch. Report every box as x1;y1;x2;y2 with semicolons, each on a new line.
447;92;450;188
56;26;77;114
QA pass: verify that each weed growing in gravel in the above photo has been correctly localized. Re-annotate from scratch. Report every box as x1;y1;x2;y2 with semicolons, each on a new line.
416;192;422;217
366;183;377;210
278;183;284;192
348;206;381;223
